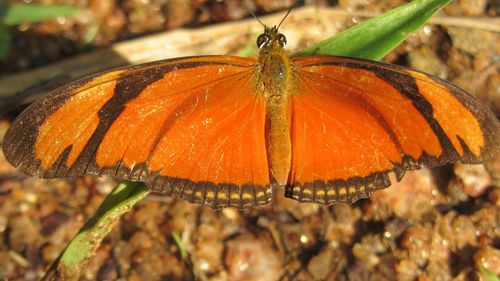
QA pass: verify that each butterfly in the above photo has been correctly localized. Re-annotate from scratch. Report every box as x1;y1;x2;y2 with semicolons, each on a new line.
3;21;499;209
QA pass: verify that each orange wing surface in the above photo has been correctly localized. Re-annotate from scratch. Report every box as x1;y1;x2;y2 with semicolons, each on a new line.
3;56;271;208
287;56;500;204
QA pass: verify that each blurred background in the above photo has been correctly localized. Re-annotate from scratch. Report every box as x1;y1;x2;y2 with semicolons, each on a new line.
0;0;499;280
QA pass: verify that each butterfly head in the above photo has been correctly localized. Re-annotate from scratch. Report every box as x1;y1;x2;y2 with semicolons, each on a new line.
257;26;287;50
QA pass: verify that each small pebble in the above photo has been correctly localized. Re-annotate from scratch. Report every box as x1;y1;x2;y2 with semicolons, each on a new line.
454;164;491;198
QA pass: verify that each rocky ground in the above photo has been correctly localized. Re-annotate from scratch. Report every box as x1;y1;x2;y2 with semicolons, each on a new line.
0;0;499;280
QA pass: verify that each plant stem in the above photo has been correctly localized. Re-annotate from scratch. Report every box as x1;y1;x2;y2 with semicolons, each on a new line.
41;181;150;281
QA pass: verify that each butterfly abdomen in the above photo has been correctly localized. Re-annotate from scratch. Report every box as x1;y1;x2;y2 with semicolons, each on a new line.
259;48;295;186
265;95;291;186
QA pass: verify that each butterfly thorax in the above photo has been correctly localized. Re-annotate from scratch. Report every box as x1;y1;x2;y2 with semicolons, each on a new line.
257;26;293;98
256;26;294;186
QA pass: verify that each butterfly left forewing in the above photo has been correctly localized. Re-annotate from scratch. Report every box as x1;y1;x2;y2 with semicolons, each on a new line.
3;56;272;209
287;56;500;204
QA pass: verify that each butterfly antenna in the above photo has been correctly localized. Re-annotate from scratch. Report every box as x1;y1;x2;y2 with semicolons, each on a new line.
245;5;266;28
277;1;300;30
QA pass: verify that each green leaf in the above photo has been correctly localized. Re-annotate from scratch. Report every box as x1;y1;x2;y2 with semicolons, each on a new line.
292;0;452;60
3;4;79;25
0;24;11;59
42;181;150;279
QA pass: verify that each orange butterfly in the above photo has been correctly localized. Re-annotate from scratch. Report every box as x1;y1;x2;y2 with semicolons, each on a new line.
3;24;499;209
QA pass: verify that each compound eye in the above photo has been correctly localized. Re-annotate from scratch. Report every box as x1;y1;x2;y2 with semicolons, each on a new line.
257;34;270;49
277;33;287;47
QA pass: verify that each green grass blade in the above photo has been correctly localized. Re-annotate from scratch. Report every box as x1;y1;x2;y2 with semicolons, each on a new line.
172;232;188;259
83;23;99;44
0;0;6;20
480;266;500;281
292;0;452;60
0;25;11;59
41;181;150;281
3;4;79;25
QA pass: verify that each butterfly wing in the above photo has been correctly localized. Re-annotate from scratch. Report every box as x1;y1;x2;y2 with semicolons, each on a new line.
3;56;271;209
287;56;500;204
